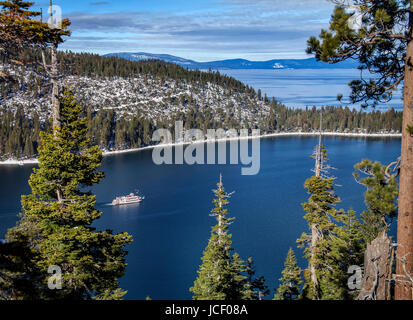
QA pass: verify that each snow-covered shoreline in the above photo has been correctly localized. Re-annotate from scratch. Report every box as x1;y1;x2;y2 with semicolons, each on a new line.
0;131;402;166
0;159;40;166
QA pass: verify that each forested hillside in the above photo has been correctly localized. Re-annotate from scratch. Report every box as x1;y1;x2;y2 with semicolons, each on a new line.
273;104;402;134
0;51;403;160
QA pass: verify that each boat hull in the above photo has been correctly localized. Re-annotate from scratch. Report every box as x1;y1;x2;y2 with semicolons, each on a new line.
112;199;143;206
112;194;145;206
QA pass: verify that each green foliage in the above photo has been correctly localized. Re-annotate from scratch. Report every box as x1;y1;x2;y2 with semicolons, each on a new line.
0;107;44;159
95;289;128;301
190;177;252;300
306;1;408;107
271;104;402;134
0;0;71;58
300;175;342;227
406;124;413;136
353;159;398;243
244;257;269;300
3;89;132;300
3;49;249;93
298;150;364;300
0;220;40;300
274;248;302;300
0;102;402;160
318;209;365;300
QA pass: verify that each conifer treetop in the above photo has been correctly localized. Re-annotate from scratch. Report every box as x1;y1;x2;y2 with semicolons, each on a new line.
190;176;252;300
4;89;132;300
0;0;71;60
307;0;409;107
274;248;302;301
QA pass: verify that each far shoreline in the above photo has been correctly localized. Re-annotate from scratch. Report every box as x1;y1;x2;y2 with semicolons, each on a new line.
0;131;402;166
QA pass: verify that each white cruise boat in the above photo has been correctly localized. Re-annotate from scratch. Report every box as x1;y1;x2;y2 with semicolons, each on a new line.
112;192;144;206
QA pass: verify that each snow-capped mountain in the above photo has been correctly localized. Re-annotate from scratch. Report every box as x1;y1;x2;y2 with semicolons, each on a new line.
103;52;358;70
104;52;198;67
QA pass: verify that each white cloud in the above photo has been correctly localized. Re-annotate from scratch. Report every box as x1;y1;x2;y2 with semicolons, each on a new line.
61;1;336;60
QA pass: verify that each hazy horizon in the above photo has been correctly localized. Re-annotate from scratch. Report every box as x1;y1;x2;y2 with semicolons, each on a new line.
100;51;321;62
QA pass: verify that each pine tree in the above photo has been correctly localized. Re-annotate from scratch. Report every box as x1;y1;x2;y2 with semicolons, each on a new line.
326;209;365;300
306;0;413;299
298;143;364;300
190;176;249;300
244;257;269;300
298;174;341;300
0;226;40;299
0;0;70;64
354;159;399;244
274;248;302;300
4;89;133;300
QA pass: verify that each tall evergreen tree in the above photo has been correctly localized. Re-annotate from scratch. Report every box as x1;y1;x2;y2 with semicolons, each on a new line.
298;174;341;300
298;145;364;300
4;89;132;300
190;176;250;300
274;248;302;301
306;0;413;299
317;209;364;300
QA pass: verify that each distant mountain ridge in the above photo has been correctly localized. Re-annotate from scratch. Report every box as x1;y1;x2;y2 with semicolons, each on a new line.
103;52;358;70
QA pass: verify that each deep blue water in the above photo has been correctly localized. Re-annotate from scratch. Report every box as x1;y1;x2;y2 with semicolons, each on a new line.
218;69;403;110
0;136;401;299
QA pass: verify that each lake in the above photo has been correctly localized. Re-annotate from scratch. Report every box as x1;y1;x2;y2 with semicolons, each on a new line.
0;136;401;299
218;69;403;111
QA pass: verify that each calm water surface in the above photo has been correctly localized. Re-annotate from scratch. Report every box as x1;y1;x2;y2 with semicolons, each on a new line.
0;136;401;299
218;69;403;110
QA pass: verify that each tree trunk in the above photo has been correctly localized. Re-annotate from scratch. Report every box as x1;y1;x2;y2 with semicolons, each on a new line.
395;2;413;300
358;232;393;300
309;131;322;300
51;42;60;132
310;224;319;299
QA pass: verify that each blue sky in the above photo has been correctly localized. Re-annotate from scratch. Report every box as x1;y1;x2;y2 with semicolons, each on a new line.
33;0;336;61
